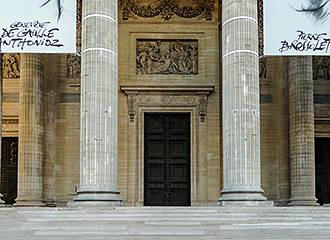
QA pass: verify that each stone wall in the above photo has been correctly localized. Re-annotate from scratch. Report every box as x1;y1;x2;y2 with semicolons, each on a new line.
118;0;220;205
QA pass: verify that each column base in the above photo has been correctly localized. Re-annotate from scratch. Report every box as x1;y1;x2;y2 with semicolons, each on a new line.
218;191;273;207
14;200;46;207
289;197;319;206
69;191;123;207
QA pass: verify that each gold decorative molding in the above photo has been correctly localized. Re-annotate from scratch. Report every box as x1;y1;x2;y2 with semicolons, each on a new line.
121;86;214;123
120;0;215;21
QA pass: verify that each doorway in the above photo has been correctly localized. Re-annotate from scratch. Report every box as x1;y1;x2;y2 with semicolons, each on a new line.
315;138;330;205
144;113;191;206
1;137;18;205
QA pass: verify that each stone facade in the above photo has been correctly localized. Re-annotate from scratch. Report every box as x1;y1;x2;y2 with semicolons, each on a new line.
1;0;330;207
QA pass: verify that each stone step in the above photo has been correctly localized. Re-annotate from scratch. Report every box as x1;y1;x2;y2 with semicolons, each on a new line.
2;207;330;240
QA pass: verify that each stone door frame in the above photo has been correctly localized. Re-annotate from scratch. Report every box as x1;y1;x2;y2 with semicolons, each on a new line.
121;86;214;205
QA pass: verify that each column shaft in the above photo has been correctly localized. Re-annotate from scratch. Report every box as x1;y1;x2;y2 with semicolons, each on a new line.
0;54;5;205
43;55;58;206
15;54;45;207
288;56;318;206
219;0;267;205
73;0;122;205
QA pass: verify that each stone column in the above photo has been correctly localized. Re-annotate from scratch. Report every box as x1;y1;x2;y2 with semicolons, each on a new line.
15;54;45;207
43;55;58;206
218;0;267;205
0;54;5;206
72;0;122;205
288;56;318;206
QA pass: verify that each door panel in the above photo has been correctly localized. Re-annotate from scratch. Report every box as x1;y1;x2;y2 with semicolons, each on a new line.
144;113;190;206
315;138;330;205
1;137;18;205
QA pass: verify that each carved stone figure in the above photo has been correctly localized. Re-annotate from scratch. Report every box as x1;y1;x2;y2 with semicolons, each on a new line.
136;39;198;75
2;54;20;78
259;58;267;78
120;0;215;21
67;54;81;78
313;57;330;80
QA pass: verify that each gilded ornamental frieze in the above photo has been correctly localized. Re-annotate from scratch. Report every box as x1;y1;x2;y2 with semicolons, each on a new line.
136;39;198;75
120;0;215;21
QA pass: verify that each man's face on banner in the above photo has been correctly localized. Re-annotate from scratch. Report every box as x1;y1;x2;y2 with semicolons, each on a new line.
292;0;330;23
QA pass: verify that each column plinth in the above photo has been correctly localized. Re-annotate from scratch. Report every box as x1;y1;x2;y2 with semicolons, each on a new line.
71;0;122;206
218;0;270;206
288;56;318;206
14;54;45;207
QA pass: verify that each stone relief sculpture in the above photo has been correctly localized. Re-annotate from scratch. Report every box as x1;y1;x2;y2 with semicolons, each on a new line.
67;54;81;78
120;0;215;21
2;54;20;78
313;57;330;80
136;39;198;75
259;58;267;78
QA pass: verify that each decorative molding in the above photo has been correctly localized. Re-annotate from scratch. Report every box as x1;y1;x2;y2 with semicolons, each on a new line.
258;0;264;56
2;116;19;137
313;57;330;81
76;0;82;52
121;86;214;122
136;39;198;75
120;0;215;21
2;54;20;79
127;91;138;122
66;0;82;79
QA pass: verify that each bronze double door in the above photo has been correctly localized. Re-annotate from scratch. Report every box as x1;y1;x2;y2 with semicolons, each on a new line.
315;138;330;205
1;137;18;205
144;113;191;206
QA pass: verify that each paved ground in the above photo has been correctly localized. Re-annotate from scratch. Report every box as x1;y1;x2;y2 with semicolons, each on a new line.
0;206;330;239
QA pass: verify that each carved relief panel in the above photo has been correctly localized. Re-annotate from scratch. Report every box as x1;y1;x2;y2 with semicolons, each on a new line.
259;58;267;79
120;0;215;21
313;57;330;81
136;39;198;75
67;54;81;78
2;54;20;79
